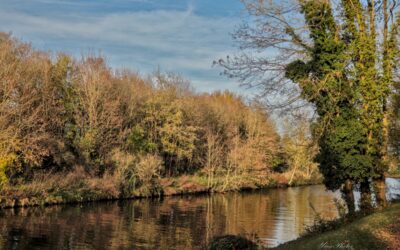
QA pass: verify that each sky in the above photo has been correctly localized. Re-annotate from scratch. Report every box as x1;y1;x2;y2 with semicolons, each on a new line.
0;0;253;94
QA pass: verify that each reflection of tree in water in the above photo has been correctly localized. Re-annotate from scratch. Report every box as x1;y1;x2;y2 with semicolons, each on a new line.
0;186;340;249
0;204;127;249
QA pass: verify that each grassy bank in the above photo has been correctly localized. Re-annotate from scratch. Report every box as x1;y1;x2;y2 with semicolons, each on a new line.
272;203;400;250
0;170;320;209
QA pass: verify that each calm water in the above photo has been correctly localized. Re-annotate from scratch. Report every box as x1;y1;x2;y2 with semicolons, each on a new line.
1;180;399;250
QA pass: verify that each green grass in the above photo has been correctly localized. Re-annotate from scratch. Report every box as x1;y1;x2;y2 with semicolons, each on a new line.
273;203;400;250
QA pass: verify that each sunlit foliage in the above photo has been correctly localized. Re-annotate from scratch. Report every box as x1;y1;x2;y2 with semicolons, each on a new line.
0;33;286;194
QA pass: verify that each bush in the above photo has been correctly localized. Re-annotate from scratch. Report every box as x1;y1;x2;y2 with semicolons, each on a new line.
112;150;162;196
208;235;261;250
0;154;16;189
134;154;162;188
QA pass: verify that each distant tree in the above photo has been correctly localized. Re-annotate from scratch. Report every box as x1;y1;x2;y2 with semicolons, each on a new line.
0;33;282;194
282;116;319;185
73;56;129;175
0;34;76;179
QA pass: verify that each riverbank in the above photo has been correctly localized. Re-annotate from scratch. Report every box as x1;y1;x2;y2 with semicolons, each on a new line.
272;203;400;250
0;171;321;209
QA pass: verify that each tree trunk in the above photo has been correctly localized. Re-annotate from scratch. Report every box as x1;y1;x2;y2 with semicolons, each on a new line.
360;178;372;211
288;161;298;186
342;179;355;214
374;177;387;208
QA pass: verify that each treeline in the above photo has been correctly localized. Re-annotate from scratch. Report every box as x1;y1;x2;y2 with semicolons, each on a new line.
0;33;313;200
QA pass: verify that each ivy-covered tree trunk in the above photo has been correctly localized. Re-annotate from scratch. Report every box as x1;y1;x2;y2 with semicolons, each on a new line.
342;179;355;214
374;177;388;208
360;179;373;211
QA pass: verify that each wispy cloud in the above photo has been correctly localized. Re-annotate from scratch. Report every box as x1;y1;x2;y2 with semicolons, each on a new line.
0;1;245;93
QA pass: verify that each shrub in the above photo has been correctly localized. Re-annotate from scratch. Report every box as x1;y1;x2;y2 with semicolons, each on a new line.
0;154;16;189
208;235;261;250
111;149;136;195
112;150;162;196
134;154;162;188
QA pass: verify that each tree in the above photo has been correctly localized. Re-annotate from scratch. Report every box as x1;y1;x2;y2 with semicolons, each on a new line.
218;0;400;209
0;34;77;179
282;116;319;186
73;56;129;175
0;33;283;195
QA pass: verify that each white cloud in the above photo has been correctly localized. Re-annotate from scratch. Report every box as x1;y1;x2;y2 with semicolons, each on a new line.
0;6;243;93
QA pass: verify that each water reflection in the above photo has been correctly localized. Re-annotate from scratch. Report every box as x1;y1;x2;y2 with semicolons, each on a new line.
0;185;346;249
387;178;400;201
4;179;398;249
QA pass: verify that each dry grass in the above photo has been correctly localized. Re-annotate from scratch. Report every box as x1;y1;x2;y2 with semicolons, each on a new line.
1;167;120;205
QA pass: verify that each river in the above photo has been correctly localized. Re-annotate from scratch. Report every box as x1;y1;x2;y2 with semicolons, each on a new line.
1;179;399;249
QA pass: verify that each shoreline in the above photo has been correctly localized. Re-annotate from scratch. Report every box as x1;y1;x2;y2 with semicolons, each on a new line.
2;175;397;210
270;202;400;250
0;177;319;210
209;202;400;249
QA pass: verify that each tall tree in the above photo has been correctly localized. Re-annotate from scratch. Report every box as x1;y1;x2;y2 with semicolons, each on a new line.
218;0;400;209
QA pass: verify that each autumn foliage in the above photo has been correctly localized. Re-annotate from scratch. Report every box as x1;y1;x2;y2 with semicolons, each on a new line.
0;33;291;198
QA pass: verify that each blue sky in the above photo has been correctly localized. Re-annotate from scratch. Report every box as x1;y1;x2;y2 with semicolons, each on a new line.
0;0;252;94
